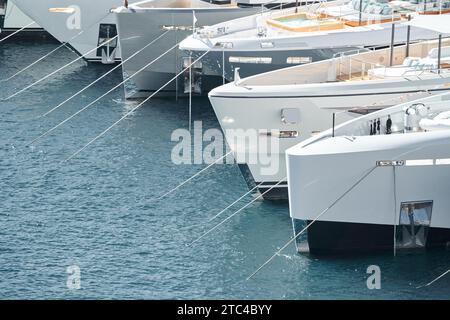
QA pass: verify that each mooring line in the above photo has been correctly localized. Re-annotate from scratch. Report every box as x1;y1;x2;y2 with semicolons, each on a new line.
208;182;265;222
0;21;35;44
247;166;377;280
189;179;286;246
1;36;118;101
28;40;181;146
0;12;112;83
42;31;171;117
0;45;67;83
61;50;212;163
156;151;234;201
416;268;450;289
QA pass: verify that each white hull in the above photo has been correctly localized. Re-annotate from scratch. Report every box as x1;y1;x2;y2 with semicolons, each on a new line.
209;39;450;200
181;20;439;80
287;93;450;253
210;85;450;194
289;131;450;228
185;46;360;81
12;0;135;61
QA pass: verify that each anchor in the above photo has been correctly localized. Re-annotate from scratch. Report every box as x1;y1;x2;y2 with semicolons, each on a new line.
101;25;117;64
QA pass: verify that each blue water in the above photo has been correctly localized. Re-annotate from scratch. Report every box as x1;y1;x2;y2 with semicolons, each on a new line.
1;40;449;300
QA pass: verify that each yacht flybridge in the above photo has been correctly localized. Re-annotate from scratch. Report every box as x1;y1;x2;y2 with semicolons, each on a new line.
209;22;450;200
287;92;450;254
180;0;448;83
114;0;297;98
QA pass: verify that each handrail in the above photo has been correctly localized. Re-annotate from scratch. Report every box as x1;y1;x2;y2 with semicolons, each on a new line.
307;0;328;14
319;6;402;23
334;47;380;80
195;0;325;39
335;45;450;81
325;91;450;141
193;0;290;38
402;66;450;80
196;0;406;40
332;47;374;59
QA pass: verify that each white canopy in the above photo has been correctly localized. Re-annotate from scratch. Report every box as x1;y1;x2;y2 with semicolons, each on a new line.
406;15;450;34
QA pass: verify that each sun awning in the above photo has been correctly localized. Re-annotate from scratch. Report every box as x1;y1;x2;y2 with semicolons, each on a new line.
405;15;450;34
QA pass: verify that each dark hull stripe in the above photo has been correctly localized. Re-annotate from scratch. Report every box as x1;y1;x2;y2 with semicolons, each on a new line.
134;89;178;93
258;186;289;202
1;28;44;31
62;42;121;64
237;164;289;201
258;182;288;187
293;219;450;255
0;29;53;41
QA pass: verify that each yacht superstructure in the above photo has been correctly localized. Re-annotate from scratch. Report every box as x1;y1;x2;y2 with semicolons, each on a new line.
180;0;448;84
209;34;450;200
114;0;304;98
287;92;450;254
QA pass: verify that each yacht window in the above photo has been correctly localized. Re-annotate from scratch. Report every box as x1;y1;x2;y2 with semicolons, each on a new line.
436;158;450;165
287;57;312;64
202;0;231;4
260;42;274;49
261;130;299;138
229;56;272;64
214;42;233;49
162;25;192;31
348;107;382;115
405;159;434;166
381;159;450;167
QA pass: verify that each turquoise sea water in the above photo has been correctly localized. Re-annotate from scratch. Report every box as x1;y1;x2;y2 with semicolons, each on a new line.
0;40;449;299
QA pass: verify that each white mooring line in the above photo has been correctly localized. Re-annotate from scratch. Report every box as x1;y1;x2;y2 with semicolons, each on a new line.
61;50;212;163
0;12;111;83
28;33;179;146
189;179;287;246
247;166;377;280
0;21;35;44
1;36;118;101
42;30;171;117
